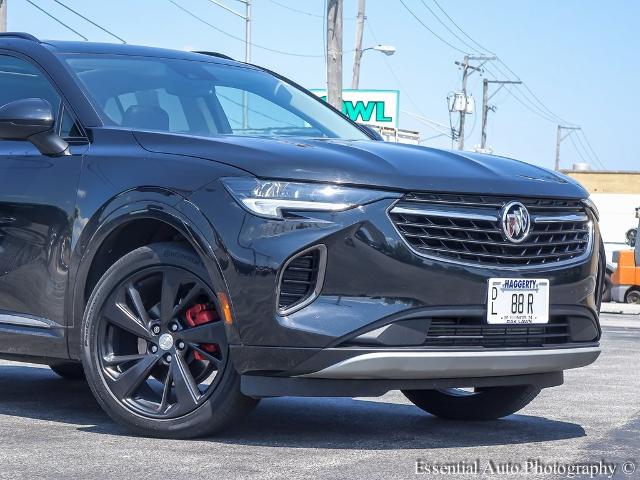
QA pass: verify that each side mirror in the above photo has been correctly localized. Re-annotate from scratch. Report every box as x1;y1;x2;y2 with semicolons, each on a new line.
360;124;384;141
0;98;69;156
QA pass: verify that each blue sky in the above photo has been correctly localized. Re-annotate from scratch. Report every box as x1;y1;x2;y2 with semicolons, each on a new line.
7;0;638;171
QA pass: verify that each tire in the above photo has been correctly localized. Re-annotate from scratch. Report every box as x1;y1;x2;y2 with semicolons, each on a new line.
596;240;608;310
625;288;640;305
81;242;257;438
49;362;85;381
402;385;541;421
601;272;612;303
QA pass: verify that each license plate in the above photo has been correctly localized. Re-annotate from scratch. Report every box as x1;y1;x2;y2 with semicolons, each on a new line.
487;278;549;324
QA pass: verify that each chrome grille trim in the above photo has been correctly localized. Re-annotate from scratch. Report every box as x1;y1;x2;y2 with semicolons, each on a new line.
391;205;499;222
533;213;589;223
388;193;594;269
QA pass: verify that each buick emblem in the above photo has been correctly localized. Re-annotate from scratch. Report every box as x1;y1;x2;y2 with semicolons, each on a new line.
500;201;531;243
158;333;174;351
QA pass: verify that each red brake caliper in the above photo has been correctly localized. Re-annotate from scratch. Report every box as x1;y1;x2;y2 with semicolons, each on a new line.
184;303;219;361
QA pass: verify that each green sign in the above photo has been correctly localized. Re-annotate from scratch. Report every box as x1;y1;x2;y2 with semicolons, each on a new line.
311;89;400;128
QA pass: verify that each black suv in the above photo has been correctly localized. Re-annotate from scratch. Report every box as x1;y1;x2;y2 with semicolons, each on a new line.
0;33;603;438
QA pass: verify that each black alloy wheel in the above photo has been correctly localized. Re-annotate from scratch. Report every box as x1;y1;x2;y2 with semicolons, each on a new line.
82;243;257;438
97;265;227;418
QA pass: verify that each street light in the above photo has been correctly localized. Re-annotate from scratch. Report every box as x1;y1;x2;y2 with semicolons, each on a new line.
368;45;396;56
352;44;397;89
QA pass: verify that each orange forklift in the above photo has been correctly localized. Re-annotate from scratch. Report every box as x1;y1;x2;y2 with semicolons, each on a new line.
611;207;640;304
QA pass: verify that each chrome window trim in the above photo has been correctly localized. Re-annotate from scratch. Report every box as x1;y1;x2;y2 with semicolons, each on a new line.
387;199;594;271
276;244;327;316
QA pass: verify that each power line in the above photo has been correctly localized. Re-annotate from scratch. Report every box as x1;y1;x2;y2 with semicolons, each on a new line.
431;0;492;54
365;18;427;117
495;58;573;125
51;0;126;43
483;64;560;123
568;132;591;165
168;0;323;58
418;0;484;55
420;132;449;143
479;49;571;126
401;109;452;137
267;0;356;20
424;2;604;167
573;129;606;169
577;130;605;169
386;0;581;151
425;1;580;133
486;65;602;167
398;0;468;55
24;0;88;40
267;0;324;18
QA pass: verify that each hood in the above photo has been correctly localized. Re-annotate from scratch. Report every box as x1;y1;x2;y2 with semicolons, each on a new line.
134;131;588;198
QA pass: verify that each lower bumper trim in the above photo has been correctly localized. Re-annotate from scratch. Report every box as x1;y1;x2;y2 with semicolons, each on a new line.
241;371;564;398
299;346;601;380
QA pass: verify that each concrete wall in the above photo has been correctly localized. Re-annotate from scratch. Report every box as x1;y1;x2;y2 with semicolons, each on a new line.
590;194;638;244
562;170;639;246
561;171;639;265
563;171;640;194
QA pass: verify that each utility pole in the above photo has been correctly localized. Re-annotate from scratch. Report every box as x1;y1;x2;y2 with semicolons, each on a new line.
351;0;365;89
243;0;251;130
457;55;470;151
208;0;251;127
326;0;343;110
480;78;521;150
0;0;7;32
454;55;496;150
555;125;581;171
244;0;251;63
208;0;251;61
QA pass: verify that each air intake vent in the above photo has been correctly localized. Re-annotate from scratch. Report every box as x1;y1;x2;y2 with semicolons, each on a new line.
277;245;327;315
423;317;571;347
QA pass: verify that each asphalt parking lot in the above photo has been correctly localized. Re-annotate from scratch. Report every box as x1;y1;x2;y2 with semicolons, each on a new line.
0;311;637;480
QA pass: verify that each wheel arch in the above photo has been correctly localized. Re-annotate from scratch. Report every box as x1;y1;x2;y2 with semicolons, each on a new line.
67;193;238;359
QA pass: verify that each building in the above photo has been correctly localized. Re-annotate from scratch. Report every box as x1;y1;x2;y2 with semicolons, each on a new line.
562;169;640;261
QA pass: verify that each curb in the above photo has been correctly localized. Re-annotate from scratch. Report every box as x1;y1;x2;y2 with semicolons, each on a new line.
601;303;640;316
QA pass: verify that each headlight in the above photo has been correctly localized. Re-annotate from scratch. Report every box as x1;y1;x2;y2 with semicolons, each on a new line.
222;177;400;219
582;197;599;221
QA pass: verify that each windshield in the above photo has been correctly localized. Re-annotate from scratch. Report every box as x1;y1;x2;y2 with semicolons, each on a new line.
62;54;369;140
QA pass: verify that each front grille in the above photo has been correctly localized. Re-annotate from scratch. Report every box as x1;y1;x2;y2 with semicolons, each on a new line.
423;317;570;347
389;192;591;266
277;245;326;314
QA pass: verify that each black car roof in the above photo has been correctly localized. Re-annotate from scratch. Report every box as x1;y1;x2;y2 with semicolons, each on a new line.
41;40;240;65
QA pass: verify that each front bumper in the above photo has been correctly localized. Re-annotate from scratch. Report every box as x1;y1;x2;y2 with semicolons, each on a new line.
240;371;567;398
237;344;599;397
191;184;603;388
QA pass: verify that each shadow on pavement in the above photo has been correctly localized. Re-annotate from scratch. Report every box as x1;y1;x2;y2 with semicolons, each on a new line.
0;364;586;449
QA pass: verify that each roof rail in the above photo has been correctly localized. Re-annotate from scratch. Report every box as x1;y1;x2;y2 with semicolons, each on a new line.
0;32;40;42
192;51;235;61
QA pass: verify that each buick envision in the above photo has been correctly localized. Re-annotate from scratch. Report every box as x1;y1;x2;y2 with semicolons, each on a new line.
0;33;603;438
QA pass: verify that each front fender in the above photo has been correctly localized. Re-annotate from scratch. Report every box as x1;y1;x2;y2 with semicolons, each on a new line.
66;188;241;359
